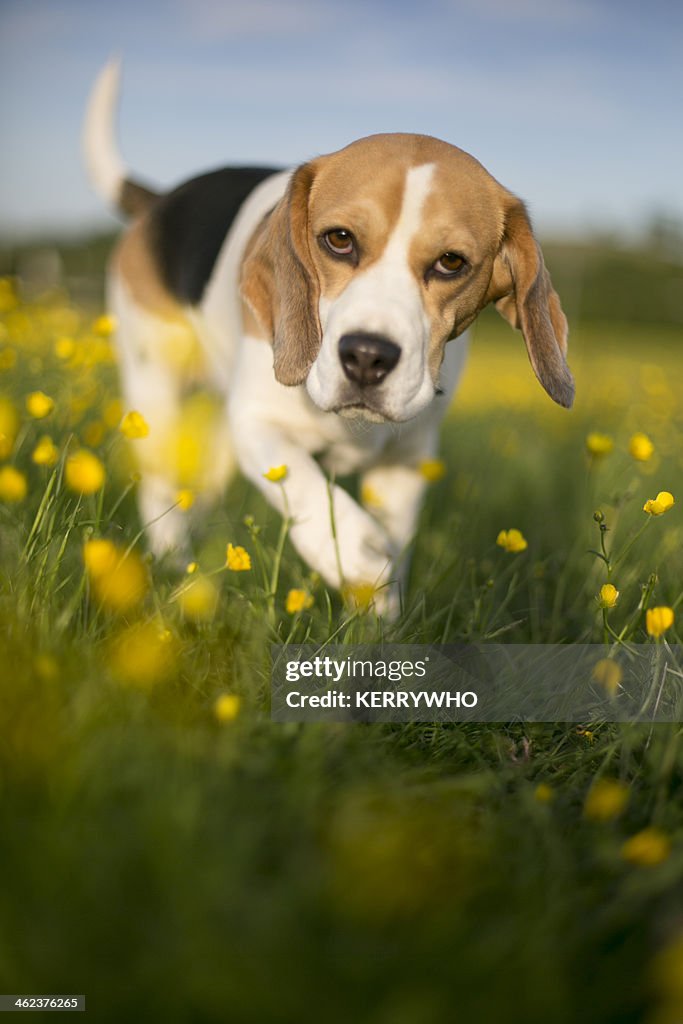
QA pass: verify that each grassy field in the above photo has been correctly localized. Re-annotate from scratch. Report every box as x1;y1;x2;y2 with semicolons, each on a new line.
1;273;683;1024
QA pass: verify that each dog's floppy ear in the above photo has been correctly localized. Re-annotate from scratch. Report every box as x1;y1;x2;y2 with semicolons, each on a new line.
487;197;574;408
240;163;321;386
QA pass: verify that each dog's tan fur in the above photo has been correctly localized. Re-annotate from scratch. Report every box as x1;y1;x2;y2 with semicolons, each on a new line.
113;218;180;320
239;133;572;406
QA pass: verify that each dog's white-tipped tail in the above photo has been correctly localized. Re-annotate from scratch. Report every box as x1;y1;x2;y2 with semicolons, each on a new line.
83;59;159;218
82;57;127;208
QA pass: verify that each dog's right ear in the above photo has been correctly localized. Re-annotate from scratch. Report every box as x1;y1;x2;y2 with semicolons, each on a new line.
240;164;321;386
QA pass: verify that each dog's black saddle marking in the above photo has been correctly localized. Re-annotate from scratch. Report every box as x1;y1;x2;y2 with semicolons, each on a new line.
148;166;280;306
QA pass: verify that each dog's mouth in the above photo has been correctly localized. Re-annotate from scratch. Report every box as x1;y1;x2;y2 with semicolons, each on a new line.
334;401;393;424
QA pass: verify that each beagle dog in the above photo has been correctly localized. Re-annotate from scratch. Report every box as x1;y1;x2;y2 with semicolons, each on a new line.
83;60;573;613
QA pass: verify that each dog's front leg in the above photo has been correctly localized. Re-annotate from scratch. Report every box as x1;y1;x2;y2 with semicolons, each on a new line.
230;410;397;601
360;463;430;614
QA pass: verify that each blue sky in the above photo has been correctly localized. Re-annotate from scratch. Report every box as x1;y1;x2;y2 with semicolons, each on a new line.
1;0;682;238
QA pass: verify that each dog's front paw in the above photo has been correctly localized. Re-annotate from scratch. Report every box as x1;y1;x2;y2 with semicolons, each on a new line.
289;487;395;597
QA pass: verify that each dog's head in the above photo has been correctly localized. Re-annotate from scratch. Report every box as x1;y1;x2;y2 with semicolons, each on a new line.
241;133;573;422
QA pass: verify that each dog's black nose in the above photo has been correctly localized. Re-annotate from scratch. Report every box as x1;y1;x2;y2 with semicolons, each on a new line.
338;332;401;386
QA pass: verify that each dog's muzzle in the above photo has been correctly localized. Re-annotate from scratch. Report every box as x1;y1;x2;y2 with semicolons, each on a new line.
338;332;401;387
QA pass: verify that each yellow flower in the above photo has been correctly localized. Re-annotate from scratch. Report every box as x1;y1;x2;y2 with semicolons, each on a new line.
263;464;288;482
226;543;251;571
419;458;447;482
534;783;554;804
119;410;150;439
646;606;675;638
92;314;117;336
54;336;76;360
643;491;675;516
26;390;54;419
65;449;105;494
576;728;595;743
83;539;148;612
496;528;528;553
621;827;671;866
584;779;629;821
286;588;314;614
342;582;377;612
214;693;242;722
592;658;623;696
83;538;118;576
598;583;619;609
156;392;222;488
361;482;383;509
176;575;219;621
31;435;59;467
108;622;176;687
186;561;198;574
629;432;654;462
176;488;195;511
586;432;614;457
0;465;27;502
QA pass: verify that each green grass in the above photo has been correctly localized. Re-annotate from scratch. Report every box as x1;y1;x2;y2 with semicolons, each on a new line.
1;282;683;1024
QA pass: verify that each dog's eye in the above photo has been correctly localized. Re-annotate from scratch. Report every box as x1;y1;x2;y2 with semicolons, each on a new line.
433;252;466;277
323;229;355;257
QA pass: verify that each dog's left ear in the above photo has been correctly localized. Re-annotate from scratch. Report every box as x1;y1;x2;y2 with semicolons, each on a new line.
240;163;321;386
487;197;574;408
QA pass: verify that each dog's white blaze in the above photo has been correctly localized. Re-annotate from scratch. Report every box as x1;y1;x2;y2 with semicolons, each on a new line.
308;163;437;421
385;162;436;261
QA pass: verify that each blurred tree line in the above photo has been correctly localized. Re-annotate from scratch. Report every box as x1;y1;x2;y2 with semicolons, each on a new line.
542;212;683;328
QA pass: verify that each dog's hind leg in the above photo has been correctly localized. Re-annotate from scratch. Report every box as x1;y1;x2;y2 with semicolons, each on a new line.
107;272;193;561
